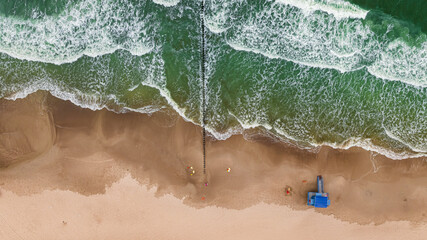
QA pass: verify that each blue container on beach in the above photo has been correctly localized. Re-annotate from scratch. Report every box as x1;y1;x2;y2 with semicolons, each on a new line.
307;176;330;208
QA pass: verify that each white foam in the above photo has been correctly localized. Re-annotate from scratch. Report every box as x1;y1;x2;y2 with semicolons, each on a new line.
213;113;426;160
128;84;140;92
124;105;164;115
330;49;359;58
0;0;155;65
221;102;425;159
2;47;166;115
2;0;424;161
4;78;168;117
228;111;273;131
224;3;372;74
310;137;427;160
367;40;427;88
273;127;303;143
204;0;237;34
228;109;427;160
152;0;181;7
220;2;427;87
227;41;350;73
6;79;425;160
205;20;229;34
383;126;427;153
5;80;120;111
276;0;369;20
139;81;195;124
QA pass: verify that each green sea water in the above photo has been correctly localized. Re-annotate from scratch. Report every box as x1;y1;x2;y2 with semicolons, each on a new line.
0;0;425;159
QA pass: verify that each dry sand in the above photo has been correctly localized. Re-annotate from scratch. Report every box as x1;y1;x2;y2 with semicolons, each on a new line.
1;175;426;240
0;91;426;239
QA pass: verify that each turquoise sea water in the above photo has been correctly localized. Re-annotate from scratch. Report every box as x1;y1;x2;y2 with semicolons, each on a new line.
0;0;425;159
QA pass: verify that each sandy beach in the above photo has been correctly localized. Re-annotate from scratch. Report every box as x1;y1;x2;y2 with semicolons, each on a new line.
0;91;426;239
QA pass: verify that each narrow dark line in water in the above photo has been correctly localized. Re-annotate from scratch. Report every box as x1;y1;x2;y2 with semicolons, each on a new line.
201;0;206;175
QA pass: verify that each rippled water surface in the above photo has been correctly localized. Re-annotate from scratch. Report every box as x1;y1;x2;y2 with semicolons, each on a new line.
0;0;426;159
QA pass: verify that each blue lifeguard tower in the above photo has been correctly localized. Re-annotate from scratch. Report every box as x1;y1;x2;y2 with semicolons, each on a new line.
307;176;330;208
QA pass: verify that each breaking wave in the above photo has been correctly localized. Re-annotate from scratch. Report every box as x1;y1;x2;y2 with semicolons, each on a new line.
276;0;369;19
0;0;156;65
207;1;426;87
0;0;426;161
152;0;181;7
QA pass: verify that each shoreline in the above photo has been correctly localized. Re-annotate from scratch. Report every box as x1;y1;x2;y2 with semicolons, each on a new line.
5;86;426;161
0;91;426;237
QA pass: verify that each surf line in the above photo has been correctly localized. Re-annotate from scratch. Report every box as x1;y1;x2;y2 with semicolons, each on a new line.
201;0;207;175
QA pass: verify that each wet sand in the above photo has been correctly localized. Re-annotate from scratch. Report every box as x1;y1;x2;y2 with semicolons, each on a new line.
0;91;426;239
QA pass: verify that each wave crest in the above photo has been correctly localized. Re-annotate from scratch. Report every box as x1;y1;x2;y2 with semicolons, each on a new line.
211;1;426;87
152;0;181;7
276;0;369;20
0;0;156;64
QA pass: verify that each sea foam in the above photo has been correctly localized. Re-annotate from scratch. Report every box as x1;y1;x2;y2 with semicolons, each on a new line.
1;0;425;161
367;40;427;87
276;0;369;20
210;1;427;87
152;0;181;7
0;0;156;65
